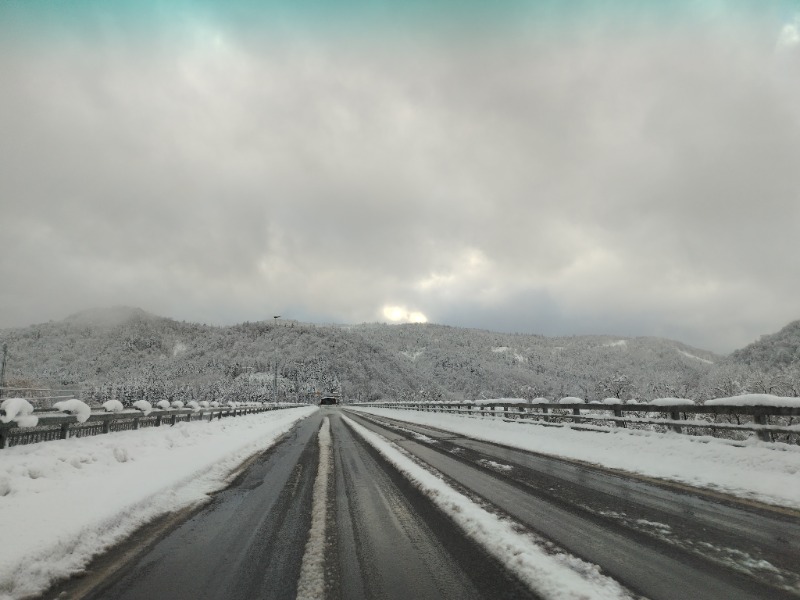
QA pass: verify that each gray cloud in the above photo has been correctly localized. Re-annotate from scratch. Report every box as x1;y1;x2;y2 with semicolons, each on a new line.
1;11;799;352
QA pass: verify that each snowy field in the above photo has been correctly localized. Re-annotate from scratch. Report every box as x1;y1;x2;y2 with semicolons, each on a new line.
348;407;800;510
0;406;317;600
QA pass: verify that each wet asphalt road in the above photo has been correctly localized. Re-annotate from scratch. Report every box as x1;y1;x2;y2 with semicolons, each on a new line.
71;409;534;600
345;409;800;600
57;407;800;600
78;413;323;600
326;412;532;600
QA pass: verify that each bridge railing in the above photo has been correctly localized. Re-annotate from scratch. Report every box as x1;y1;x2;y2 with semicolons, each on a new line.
350;401;800;444
0;403;306;449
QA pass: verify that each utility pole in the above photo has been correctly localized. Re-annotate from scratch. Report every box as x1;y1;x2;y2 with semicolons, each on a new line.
273;316;280;403
0;343;7;399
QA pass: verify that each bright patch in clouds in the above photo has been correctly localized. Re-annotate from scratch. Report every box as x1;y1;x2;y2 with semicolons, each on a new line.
382;305;428;324
415;248;494;297
777;15;800;47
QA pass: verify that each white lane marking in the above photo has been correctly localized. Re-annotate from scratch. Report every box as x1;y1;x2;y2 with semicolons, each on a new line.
296;417;331;600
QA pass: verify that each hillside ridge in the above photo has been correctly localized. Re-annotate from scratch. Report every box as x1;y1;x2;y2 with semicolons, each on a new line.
1;309;797;403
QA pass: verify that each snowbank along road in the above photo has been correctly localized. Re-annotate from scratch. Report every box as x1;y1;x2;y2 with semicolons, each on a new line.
47;407;800;600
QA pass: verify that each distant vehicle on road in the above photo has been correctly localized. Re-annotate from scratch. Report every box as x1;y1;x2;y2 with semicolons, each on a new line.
319;396;338;406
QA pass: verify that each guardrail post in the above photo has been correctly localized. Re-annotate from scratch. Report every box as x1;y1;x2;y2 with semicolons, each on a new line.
669;411;683;434
543;406;550;422
754;412;771;442
103;419;111;434
614;407;625;427
60;423;70;440
133;418;140;430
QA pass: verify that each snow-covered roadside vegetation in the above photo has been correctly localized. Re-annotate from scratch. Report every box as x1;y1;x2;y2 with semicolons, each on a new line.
0;406;317;600
348;407;800;510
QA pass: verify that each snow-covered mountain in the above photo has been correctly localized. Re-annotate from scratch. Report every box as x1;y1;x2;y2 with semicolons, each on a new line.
728;320;800;370
697;320;800;398
0;307;739;403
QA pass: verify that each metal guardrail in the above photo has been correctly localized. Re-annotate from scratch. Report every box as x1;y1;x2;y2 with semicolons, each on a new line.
0;403;306;449
351;401;800;443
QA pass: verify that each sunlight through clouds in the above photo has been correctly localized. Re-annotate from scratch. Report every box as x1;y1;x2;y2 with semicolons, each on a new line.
777;15;800;48
382;305;428;324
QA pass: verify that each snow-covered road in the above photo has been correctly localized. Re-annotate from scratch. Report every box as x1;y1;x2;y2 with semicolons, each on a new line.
3;405;799;599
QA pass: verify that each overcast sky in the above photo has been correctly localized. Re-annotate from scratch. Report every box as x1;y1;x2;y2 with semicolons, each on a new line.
1;1;799;353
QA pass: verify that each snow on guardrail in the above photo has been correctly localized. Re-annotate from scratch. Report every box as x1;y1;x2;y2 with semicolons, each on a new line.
352;395;800;444
704;394;800;407
648;398;695;407
0;399;309;449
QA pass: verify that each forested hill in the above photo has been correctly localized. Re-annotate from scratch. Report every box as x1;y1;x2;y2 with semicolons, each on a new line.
0;306;739;404
728;320;800;370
